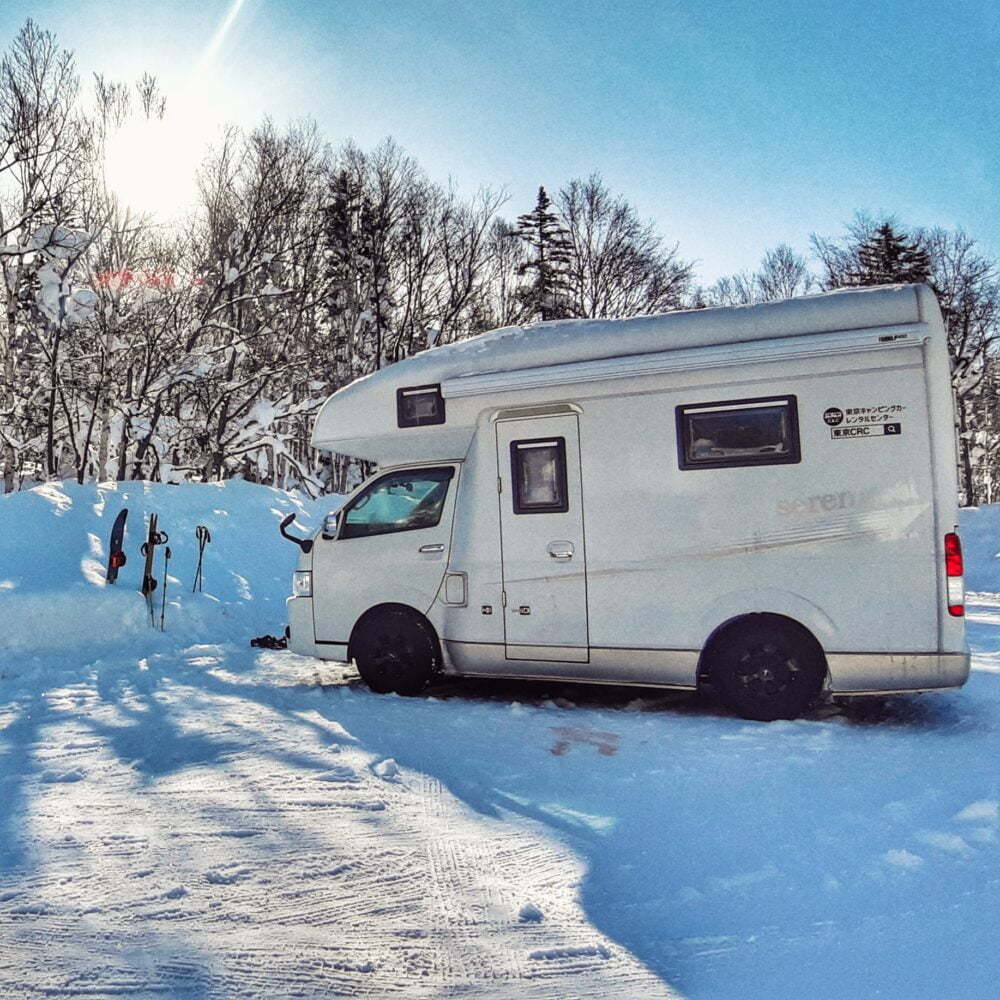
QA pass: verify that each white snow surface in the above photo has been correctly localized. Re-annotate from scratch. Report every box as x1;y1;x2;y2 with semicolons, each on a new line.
1;480;999;998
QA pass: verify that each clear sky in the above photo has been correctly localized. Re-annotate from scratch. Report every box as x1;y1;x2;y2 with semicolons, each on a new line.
6;0;999;282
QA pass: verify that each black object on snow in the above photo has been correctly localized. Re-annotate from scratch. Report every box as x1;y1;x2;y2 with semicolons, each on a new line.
105;508;129;584
192;524;211;592
250;633;288;650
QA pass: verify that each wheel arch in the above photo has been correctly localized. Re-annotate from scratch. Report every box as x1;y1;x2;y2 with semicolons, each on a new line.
347;602;442;664
697;612;829;687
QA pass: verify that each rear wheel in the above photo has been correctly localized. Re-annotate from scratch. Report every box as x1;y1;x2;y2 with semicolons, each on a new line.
708;616;826;721
351;606;440;696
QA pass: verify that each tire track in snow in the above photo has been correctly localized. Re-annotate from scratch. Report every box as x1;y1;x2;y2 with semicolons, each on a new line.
0;666;676;998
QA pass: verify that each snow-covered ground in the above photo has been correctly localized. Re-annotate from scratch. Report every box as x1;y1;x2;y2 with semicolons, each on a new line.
1;481;998;998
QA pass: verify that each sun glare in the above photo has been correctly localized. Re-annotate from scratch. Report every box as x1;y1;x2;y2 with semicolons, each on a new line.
104;115;196;221
102;0;247;222
103;88;220;223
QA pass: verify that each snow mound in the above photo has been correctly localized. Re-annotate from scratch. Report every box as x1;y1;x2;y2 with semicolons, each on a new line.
958;504;1000;593
0;480;334;653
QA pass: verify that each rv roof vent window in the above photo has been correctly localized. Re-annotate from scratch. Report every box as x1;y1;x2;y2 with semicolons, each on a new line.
677;396;800;470
397;384;446;428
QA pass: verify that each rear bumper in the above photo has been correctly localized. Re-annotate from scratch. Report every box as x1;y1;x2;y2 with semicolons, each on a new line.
827;651;970;695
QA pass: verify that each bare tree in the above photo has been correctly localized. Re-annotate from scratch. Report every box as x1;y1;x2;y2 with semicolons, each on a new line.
429;186;505;346
703;271;758;306
0;20;85;490
557;174;692;318
921;227;1000;501
757;244;812;300
704;245;811;307
479;218;528;329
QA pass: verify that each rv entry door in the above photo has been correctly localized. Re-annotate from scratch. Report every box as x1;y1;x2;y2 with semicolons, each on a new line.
496;415;589;662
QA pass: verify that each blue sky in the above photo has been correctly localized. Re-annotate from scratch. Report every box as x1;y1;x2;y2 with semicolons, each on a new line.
7;0;1000;281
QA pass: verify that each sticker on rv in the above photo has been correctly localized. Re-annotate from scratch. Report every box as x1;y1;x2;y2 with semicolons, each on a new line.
831;424;901;439
826;404;904;440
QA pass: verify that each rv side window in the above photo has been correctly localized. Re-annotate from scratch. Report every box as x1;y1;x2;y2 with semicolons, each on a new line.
397;384;445;427
340;467;455;539
511;438;569;514
676;396;800;470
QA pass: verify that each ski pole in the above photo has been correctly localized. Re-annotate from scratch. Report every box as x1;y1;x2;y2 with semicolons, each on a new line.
160;545;171;631
192;525;211;592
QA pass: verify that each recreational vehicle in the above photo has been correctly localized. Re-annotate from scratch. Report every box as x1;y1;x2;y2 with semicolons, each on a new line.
284;284;969;720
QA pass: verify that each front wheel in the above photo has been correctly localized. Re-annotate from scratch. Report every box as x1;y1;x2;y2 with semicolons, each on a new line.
709;617;826;721
351;607;440;696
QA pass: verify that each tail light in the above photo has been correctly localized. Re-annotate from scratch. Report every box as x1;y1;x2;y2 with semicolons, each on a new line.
944;531;964;617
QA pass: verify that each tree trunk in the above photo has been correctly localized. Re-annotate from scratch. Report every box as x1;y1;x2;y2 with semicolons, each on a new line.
957;400;975;505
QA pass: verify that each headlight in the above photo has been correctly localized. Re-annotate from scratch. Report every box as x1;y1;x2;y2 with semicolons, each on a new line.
292;570;312;597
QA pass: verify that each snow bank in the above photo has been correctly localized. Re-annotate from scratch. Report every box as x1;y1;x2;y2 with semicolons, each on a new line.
958;504;1000;593
0;480;335;653
1;485;999;999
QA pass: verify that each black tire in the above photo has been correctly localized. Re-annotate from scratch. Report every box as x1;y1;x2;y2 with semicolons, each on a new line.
708;616;826;722
351;606;440;696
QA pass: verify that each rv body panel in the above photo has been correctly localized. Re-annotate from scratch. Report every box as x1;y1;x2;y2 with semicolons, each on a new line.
577;351;937;656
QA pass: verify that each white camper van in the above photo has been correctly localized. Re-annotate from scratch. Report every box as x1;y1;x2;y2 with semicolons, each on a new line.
285;284;969;720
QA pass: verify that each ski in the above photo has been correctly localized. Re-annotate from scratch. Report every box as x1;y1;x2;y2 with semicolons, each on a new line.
105;508;129;584
139;514;168;626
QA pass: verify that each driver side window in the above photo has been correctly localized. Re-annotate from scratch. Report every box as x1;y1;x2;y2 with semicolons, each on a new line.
340;467;455;539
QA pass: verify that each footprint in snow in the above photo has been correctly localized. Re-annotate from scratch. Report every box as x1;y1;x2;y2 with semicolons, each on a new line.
205;868;251;885
39;768;85;784
529;945;611;961
372;758;400;781
315;766;359;783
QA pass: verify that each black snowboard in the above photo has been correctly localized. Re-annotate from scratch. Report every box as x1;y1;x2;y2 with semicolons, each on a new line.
105;508;129;584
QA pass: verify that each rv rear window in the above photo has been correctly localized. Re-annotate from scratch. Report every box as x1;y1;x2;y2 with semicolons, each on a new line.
511;437;569;514
676;396;800;470
397;384;445;427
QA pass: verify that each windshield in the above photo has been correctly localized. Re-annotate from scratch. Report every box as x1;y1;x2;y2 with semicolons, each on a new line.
340;467;455;539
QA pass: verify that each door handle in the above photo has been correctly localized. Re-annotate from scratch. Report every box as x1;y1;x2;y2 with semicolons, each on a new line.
419;543;445;553
548;541;574;559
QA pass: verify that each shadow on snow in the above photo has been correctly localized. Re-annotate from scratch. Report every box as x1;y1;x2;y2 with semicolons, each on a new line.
2;640;998;1000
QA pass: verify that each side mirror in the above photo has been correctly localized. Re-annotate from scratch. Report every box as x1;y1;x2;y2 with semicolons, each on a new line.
279;513;313;554
322;511;340;540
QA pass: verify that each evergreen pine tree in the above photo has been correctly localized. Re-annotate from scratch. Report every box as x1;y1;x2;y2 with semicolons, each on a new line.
515;186;573;321
847;222;931;286
321;169;365;379
322;171;360;315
